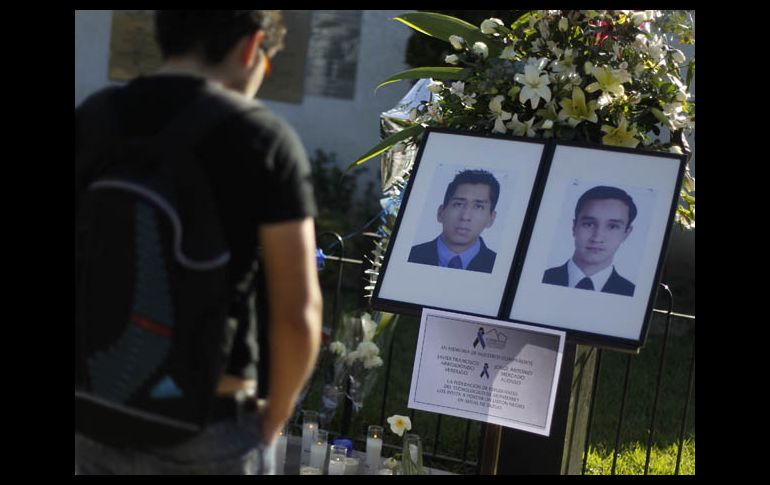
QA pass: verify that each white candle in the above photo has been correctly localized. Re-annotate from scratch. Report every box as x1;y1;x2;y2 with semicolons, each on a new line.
299;466;322;475
328;459;346;475
301;422;317;465
274;433;288;475
309;442;328;470
366;437;383;474
344;456;360;475
377;468;394;475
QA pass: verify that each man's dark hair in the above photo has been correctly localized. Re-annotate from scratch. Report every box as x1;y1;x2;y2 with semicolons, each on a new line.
443;169;501;211
574;185;637;228
154;10;286;65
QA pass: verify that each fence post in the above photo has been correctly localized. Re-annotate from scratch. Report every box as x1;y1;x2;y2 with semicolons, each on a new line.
490;343;598;474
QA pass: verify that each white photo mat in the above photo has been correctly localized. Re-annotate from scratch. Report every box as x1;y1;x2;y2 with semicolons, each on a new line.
376;131;544;317
509;144;683;342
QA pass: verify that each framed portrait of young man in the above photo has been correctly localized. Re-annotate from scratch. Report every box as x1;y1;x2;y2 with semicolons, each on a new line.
372;128;547;318
506;141;687;350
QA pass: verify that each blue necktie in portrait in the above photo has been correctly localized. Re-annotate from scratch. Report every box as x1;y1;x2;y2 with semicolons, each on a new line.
576;277;594;290
448;256;463;269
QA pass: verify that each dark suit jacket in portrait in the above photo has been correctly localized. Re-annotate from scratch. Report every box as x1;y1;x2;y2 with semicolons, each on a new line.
408;237;496;274
542;261;635;297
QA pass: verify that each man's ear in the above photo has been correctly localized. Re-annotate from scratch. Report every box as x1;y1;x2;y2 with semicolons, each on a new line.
622;224;633;241
240;30;265;67
487;210;497;228
437;205;445;223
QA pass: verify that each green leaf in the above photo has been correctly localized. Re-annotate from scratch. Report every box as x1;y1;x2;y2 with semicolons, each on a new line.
376;67;469;91
348;124;425;170
686;59;695;92
394;12;503;57
510;10;536;31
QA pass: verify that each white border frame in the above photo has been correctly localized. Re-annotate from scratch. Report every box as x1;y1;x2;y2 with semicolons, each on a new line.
509;144;684;343
375;130;545;317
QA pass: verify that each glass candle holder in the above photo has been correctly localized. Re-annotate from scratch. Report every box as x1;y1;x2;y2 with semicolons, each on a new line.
328;445;348;475
365;425;384;474
309;429;328;470
344;456;360;475
274;426;288;475
301;410;319;466
401;433;424;475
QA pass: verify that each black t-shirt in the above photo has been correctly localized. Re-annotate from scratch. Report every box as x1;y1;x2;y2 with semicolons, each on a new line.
75;74;317;387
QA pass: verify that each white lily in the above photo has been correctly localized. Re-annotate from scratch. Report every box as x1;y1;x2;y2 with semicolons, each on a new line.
488;95;512;133
426;103;443;123
427;81;444;94
601;115;640;148
514;60;552;109
557;87;598;128
585;65;626;98
499;44;517;61
387;415;412;437
461;92;477;107
356;340;380;359
449;81;465;96
329;341;347;357
363;355;384;369
506;114;536;137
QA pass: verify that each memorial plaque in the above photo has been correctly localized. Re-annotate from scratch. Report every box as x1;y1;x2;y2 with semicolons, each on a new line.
258;10;311;104
108;10;161;81
303;10;361;99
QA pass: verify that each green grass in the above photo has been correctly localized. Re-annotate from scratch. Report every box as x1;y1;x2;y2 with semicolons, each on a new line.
584;439;695;475
300;286;695;475
583;314;695;475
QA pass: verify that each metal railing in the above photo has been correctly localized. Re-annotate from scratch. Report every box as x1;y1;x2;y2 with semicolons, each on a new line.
310;231;694;475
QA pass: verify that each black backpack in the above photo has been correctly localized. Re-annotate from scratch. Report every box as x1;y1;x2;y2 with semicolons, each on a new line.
75;84;259;447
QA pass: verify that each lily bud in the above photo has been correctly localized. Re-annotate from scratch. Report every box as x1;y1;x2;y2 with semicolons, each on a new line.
480;18;503;34
445;54;460;65
558;17;569;31
472;42;489;59
449;35;464;51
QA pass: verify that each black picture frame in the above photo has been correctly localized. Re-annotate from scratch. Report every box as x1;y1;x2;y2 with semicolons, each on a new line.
371;128;686;352
505;140;686;351
371;127;548;319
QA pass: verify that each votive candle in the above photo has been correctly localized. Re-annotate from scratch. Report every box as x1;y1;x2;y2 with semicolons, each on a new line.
366;425;384;475
274;428;288;475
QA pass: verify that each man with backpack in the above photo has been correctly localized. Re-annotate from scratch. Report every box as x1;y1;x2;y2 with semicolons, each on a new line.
75;11;322;474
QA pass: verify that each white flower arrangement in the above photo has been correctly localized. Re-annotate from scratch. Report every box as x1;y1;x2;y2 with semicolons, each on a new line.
354;10;695;230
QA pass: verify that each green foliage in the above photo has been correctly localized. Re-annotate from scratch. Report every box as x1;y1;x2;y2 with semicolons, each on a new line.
310;149;380;297
376;67;470;91
348;123;425;169
404;11;529;68
311;149;380;237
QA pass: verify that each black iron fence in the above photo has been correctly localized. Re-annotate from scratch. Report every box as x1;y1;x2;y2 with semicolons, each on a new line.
300;231;694;475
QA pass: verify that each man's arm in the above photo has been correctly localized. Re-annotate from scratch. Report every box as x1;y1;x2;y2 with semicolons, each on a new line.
258;217;323;444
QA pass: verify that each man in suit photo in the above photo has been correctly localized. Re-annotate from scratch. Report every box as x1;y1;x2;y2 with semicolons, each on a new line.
408;169;499;273
542;185;636;297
